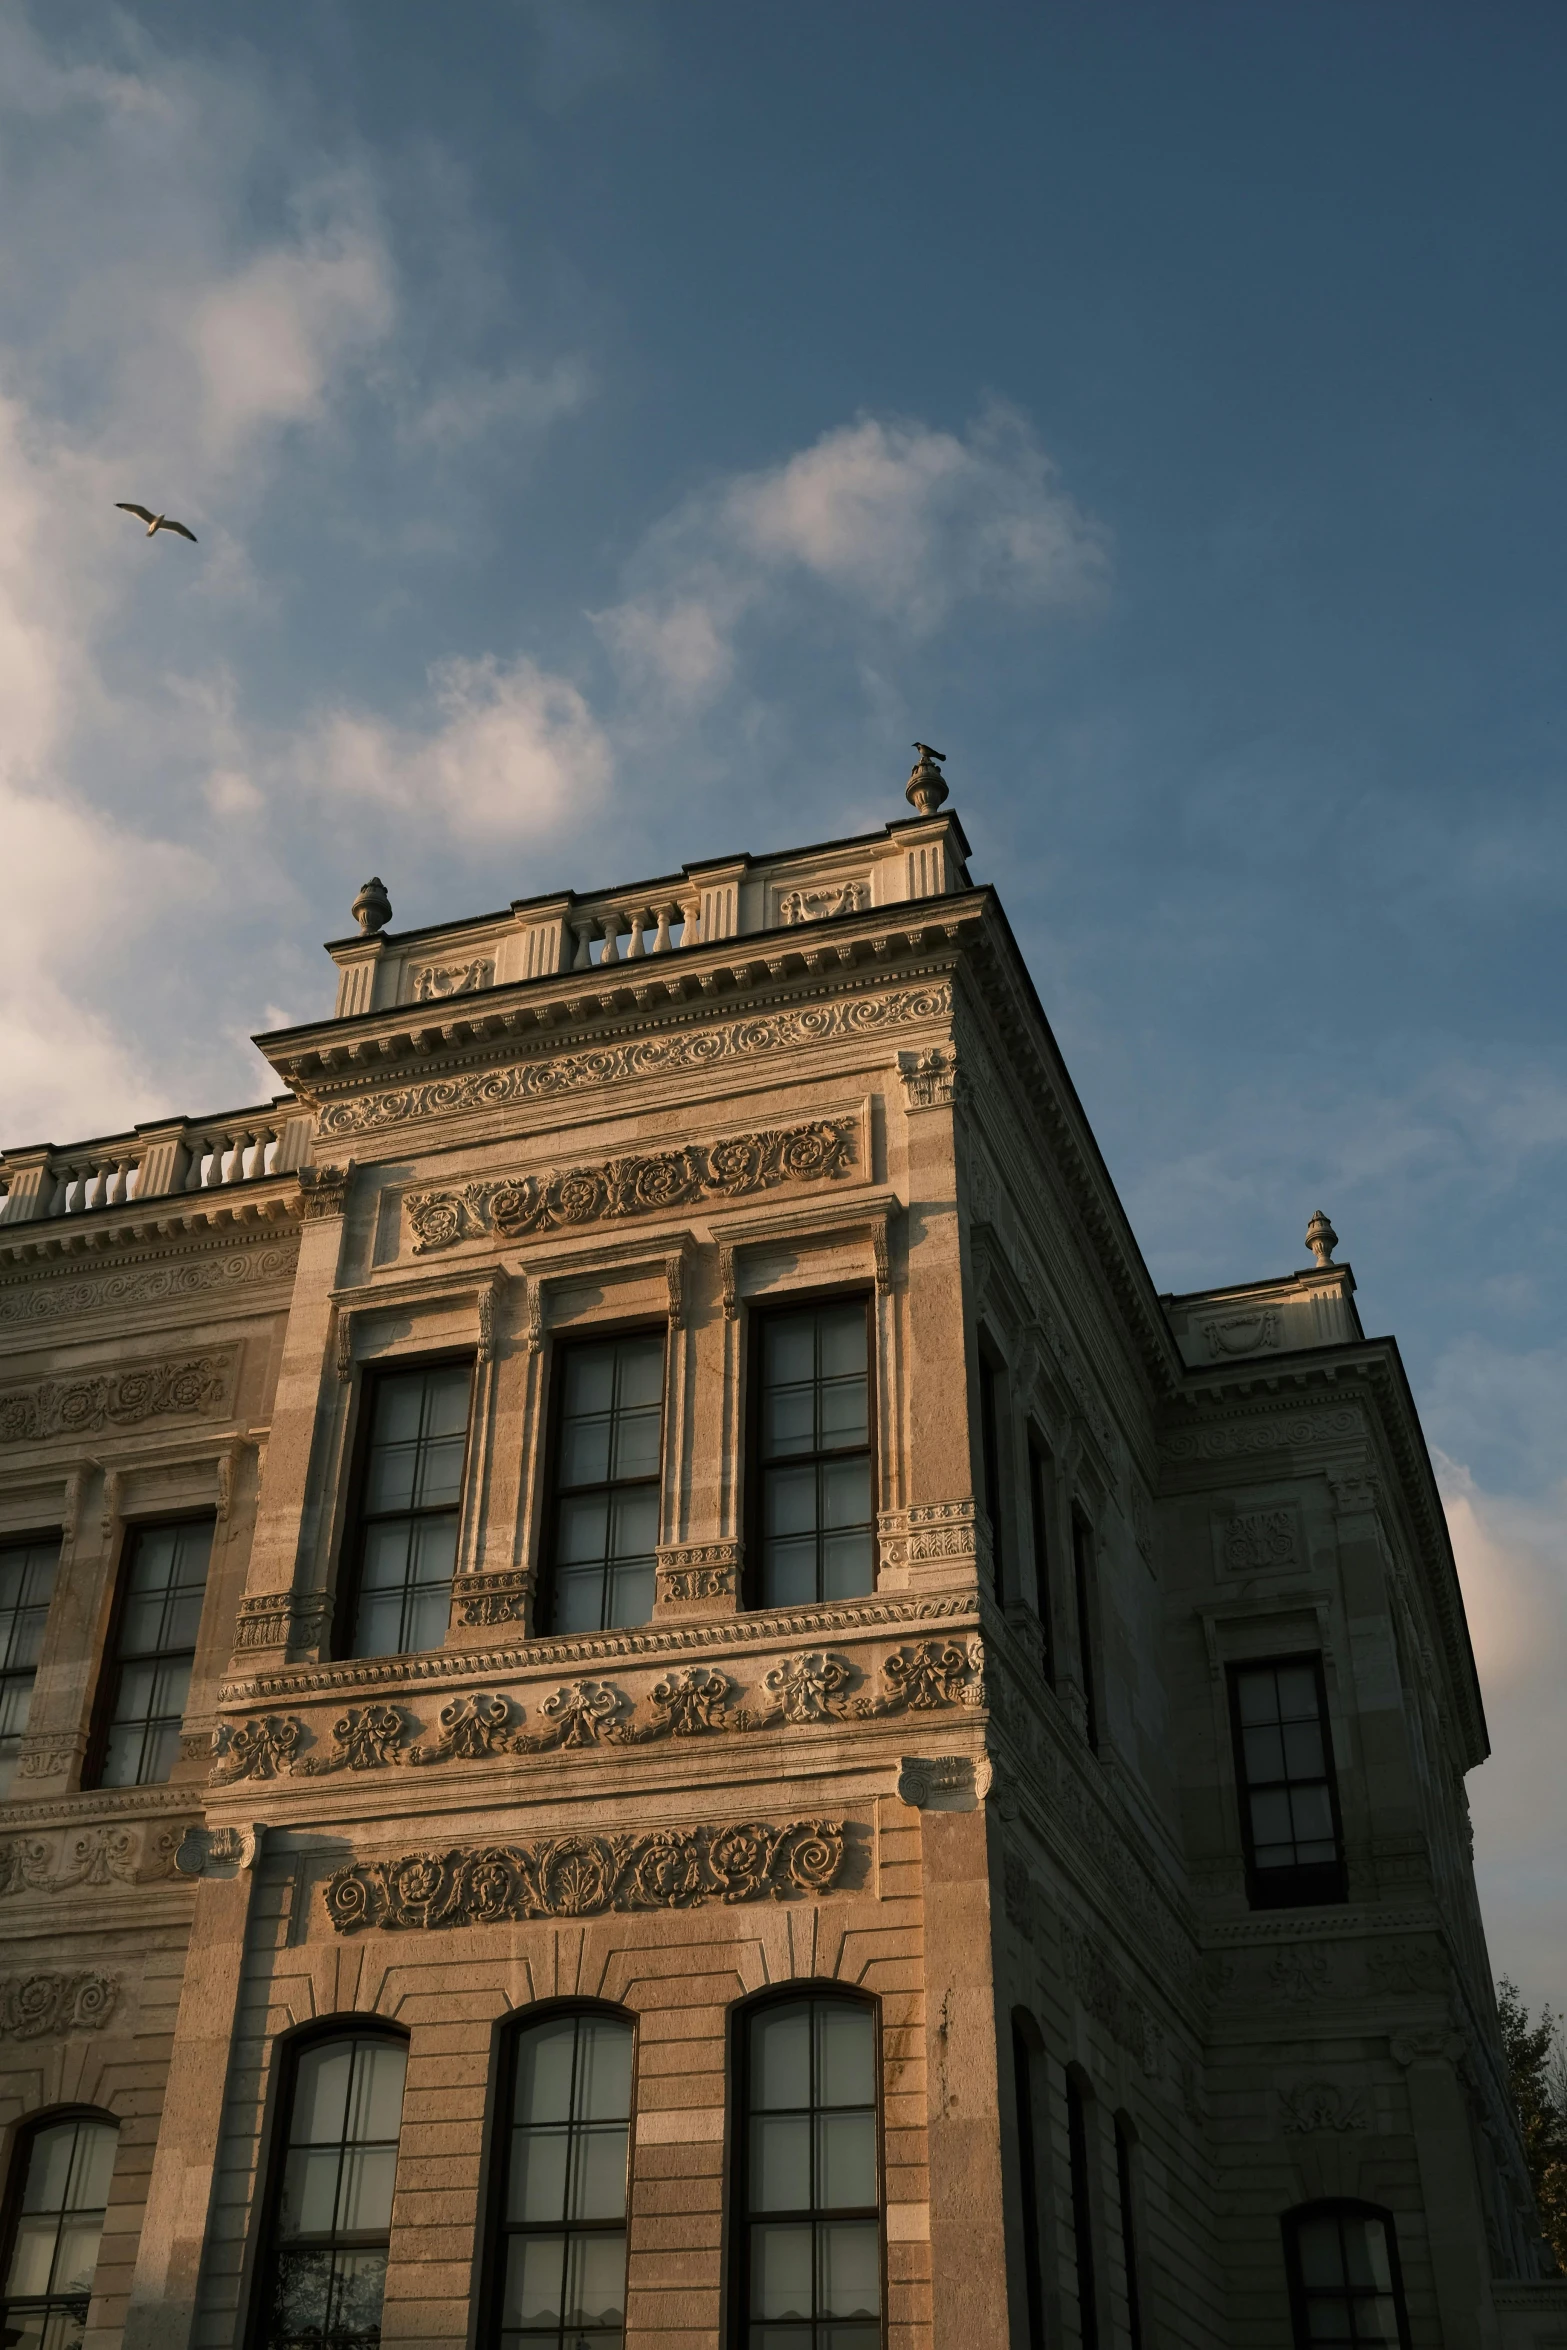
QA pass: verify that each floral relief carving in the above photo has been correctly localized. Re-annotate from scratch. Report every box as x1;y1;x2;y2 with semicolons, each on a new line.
1279;2081;1368;2134
896;1047;961;1108
778;880;869;925
1366;1940;1446;1998
1061;1917;1163;2078
405;1119;856;1254
314;984;951;1139
411;958;495;1002
0;1972;120;2040
1222;1508;1299;1575
296;1164;350;1221
408;1693;515;1764
1162;1406;1366;1463
323;1818;848;1932
0;1243;297;1329
757;1652;855;1725
0;1349;237;1444
1203;1310;1281;1360
455;1570;530;1628
656;1542;740;1603
1269;1943;1332;2002
520;1681;625;1751
294;1704;411;1774
210;1715;304;1782
0;1824;156;1896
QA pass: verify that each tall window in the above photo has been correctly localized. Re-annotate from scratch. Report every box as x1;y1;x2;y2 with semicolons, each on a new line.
1115;2116;1144;2350
1229;1658;1346;1909
1066;2071;1099;2350
255;2029;407;2350
1026;1438;1056;1684
489;2009;633;2349
753;1300;875;1608
0;1536;59;1797
95;1518;212;1787
0;2111;118;2350
1283;2202;1411;2348
1071;1511;1100;1753
738;1993;882;2349
1010;2021;1047;2350
978;1353;1006;1603
348;1361;472;1658
545;1335;664;1634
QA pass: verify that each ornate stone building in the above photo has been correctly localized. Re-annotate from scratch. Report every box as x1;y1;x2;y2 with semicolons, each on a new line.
0;753;1561;2349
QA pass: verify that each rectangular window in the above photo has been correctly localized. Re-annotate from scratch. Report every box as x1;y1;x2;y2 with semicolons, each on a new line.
1011;2023;1047;2350
347;1360;473;1659
1067;2074;1099;2350
978;1353;1005;1603
0;1536;59;1798
1026;1439;1056;1684
1230;1657;1347;1909
96;1518;212;1786
739;1995;881;2349
1072;1509;1100;1753
545;1332;664;1635
753;1298;875;1609
1115;2118;1144;2350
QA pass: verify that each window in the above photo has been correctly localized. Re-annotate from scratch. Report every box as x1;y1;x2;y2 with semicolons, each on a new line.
978;1353;1005;1603
1283;2202;1411;2348
1230;1658;1346;1908
753;1300;875;1609
1115;2117;1143;2350
1026;1439;1056;1684
347;1361;472;1658
0;2109;118;2350
254;2029;407;2350
738;1993;881;2349
1066;2071;1099;2350
94;1518;212;1787
1071;1511;1100;1753
1010;2020;1047;2350
0;1537;59;1798
488;2009;633;2349
544;1334;664;1635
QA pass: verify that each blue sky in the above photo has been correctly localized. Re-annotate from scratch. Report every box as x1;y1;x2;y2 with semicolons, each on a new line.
2;1;1564;1998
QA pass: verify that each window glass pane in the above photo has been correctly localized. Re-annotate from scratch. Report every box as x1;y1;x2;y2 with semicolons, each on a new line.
752;2225;814;2319
563;2231;626;2327
504;2233;566;2327
95;1522;210;1789
816;2003;875;2109
763;1540;820;1609
568;2129;629;2222
817;2222;880;2317
752;2115;811;2213
820;1532;875;1603
510;2130;570;2225
752;2006;811;2110
764;1466;818;1538
547;1338;663;1635
280;2147;342;2239
575;2020;633;2120
817;2114;876;2210
352;1366;470;1659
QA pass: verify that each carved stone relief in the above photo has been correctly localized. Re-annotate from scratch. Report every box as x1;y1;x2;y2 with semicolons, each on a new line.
778;881;869;925
324;1817;848;1933
1280;2081;1368;2134
1162;1406;1366;1464
411;958;495;1001
296;1164;350;1221
0;1348;237;1445
0;1972;120;2040
314;984;952;1139
896;1048;961;1109
656;1543;740;1603
0;1821;186;1895
1061;1916;1163;2078
233;1591;333;1653
1220;1506;1301;1577
1203;1310;1281;1360
454;1570;529;1629
405;1118;856;1254
0;1242;297;1329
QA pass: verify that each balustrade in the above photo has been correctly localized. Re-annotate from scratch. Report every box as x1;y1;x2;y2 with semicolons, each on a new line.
0;1104;312;1225
569;900;695;970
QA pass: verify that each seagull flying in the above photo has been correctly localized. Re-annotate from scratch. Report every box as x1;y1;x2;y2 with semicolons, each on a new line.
116;504;198;542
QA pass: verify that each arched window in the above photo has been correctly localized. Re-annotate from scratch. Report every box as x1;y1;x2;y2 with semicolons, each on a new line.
487;2007;634;2348
254;2027;407;2350
0;2108;119;2350
736;1991;882;2348
1283;2201;1411;2349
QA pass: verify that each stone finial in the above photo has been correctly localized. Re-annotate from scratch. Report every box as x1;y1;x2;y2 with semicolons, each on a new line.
1305;1210;1338;1268
905;741;950;817
351;876;392;935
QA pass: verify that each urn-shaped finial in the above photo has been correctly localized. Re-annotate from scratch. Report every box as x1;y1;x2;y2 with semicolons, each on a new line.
351;876;392;936
906;741;950;817
1305;1209;1339;1268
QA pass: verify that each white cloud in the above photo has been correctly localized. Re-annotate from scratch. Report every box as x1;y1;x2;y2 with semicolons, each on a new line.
311;653;613;843
405;358;592;454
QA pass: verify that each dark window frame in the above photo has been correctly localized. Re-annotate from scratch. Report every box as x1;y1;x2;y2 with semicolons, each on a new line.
333;1350;476;1662
1025;1434;1057;1685
0;1527;63;1798
744;1286;878;1614
1282;2198;1413;2350
1066;2067;1099;2350
1114;2113;1144;2350
729;1981;886;2350
477;1998;638;2350
1070;1507;1101;1754
537;1320;669;1639
1009;2016;1048;2350
245;2016;410;2350
1228;1654;1348;1911
84;1510;215;1790
0;2103;120;2349
977;1346;1006;1605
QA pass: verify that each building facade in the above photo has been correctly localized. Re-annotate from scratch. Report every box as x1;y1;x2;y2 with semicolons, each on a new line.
0;761;1561;2350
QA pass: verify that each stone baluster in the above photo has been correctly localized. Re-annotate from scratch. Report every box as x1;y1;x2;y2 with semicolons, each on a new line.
651;903;675;955
598;909;626;965
49;1159;80;1217
570;918;595;971
681;897;702;946
184;1134;213;1191
625;907;650;960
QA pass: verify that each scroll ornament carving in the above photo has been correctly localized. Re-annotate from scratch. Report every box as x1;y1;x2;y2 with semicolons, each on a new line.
1270;1944;1332;2001
412;958;494;1001
207;1639;988;1779
455;1570;529;1628
1366;1940;1446;1997
1162;1406;1366;1463
296;1163;350;1221
315;983;954;1139
1223;1508;1299;1575
0;1349;236;1444
1203;1310;1280;1360
0;1823;168;1896
778;880;869;925
1280;2081;1368;2134
406;1119;856;1254
0;1972;120;2040
0;1243;297;1329
323;1817;848;1933
657;1542;739;1602
896;1047;960;1109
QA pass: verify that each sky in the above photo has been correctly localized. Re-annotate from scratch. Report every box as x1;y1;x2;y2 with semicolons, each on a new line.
1;0;1564;2004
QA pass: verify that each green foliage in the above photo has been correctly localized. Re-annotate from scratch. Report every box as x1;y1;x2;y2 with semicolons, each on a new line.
1497;1977;1567;2272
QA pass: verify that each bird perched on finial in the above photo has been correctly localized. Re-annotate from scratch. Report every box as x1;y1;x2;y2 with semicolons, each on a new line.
906;741;950;817
351;877;392;936
116;503;198;542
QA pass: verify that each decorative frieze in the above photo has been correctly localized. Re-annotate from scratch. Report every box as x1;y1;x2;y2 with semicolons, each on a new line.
314;983;953;1140
0;1347;237;1445
0;1971;120;2040
1162;1405;1366;1464
411;958;494;1001
210;1716;302;1782
878;1499;980;1572
454;1569;529;1629
657;1543;740;1604
0;1241;297;1329
323;1817;848;1933
232;1591;333;1653
405;1119;856;1255
0;1820;183;1894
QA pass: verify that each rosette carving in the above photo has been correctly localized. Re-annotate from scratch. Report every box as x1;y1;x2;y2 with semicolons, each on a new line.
0;1971;120;2040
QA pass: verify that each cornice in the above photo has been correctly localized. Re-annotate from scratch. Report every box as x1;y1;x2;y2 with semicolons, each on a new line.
0;1783;197;1833
220;1591;979;1706
0;1183;300;1274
